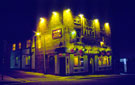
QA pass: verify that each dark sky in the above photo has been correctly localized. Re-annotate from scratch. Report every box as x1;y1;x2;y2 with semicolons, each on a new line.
1;0;135;58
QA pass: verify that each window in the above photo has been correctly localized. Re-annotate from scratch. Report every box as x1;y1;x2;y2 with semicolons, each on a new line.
26;56;30;65
74;56;78;67
15;56;18;65
80;58;84;67
98;56;111;67
12;44;16;51
98;57;102;66
19;42;21;49
26;40;31;48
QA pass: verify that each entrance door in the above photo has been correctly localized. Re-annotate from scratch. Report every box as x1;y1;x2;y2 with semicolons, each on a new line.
88;57;94;74
48;56;55;74
59;57;66;75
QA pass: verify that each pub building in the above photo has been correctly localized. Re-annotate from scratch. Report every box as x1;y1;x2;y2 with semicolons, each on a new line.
10;9;112;75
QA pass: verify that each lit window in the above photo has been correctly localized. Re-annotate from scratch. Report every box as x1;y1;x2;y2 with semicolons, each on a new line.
98;56;111;67
26;56;30;65
74;56;78;67
19;42;21;49
26;40;31;48
90;58;93;64
98;57;102;66
80;58;84;67
12;44;16;51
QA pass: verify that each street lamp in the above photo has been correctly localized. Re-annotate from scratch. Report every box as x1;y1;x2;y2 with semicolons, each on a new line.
78;14;85;35
93;19;100;39
104;22;111;36
40;18;45;23
52;11;57;16
79;14;84;18
35;32;41;36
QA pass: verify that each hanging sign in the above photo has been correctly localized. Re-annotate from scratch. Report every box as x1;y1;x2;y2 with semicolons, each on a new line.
52;29;62;39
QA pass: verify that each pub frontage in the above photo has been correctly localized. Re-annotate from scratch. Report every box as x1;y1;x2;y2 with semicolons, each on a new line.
10;9;112;75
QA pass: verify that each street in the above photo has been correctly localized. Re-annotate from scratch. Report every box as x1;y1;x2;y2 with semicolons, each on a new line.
19;75;135;85
0;70;135;85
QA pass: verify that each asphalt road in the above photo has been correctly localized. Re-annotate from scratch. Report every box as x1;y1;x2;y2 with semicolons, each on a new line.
2;75;135;85
1;70;135;85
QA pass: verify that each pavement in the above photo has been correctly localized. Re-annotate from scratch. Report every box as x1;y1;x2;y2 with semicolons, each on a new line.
0;70;127;84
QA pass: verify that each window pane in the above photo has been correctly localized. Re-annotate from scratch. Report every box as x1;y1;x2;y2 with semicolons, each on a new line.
12;44;16;51
74;56;78;67
80;58;84;67
26;40;31;48
19;42;21;49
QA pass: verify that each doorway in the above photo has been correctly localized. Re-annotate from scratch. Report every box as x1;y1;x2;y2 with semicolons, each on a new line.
59;57;66;75
88;56;94;74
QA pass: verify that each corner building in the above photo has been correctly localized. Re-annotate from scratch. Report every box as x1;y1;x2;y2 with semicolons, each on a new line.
10;11;112;75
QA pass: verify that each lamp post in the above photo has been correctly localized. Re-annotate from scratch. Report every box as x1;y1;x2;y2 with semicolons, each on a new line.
79;14;84;35
33;31;40;72
35;17;47;73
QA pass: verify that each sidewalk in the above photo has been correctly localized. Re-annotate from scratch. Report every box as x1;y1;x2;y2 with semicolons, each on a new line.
0;70;121;83
0;75;21;83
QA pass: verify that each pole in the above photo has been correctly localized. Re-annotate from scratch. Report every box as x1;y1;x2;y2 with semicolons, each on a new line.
43;34;46;73
34;36;37;72
30;39;32;71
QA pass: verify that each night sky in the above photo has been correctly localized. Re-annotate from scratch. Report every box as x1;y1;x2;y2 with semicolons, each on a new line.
1;0;135;58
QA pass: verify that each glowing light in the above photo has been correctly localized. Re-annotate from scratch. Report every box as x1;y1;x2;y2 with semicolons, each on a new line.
100;41;104;47
49;11;62;28
105;23;109;27
104;22;111;36
74;56;78;66
79;14;84;18
94;19;99;23
52;11;57;15
66;9;70;13
63;9;74;28
93;19;100;38
12;44;16;51
71;30;76;35
36;32;41;36
19;42;21;49
40;17;45;23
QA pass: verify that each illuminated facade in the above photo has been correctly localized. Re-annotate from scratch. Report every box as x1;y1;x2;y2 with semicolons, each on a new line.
10;9;112;75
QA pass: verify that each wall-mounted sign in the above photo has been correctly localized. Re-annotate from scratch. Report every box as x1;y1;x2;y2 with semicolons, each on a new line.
52;29;62;39
74;16;81;26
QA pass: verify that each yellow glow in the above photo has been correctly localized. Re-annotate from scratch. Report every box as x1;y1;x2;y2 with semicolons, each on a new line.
12;44;16;51
36;32;41;36
105;23;109;26
94;19;99;23
74;56;78;66
93;19;100;38
26;56;28;65
103;56;107;65
19;42;21;49
98;58;102;66
52;11;57;16
79;14;84;18
49;11;62;28
40;17;45;23
104;22;111;36
66;9;70;13
63;9;74;28
100;41;104;47
71;30;76;35
38;39;41;49
37;17;47;33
